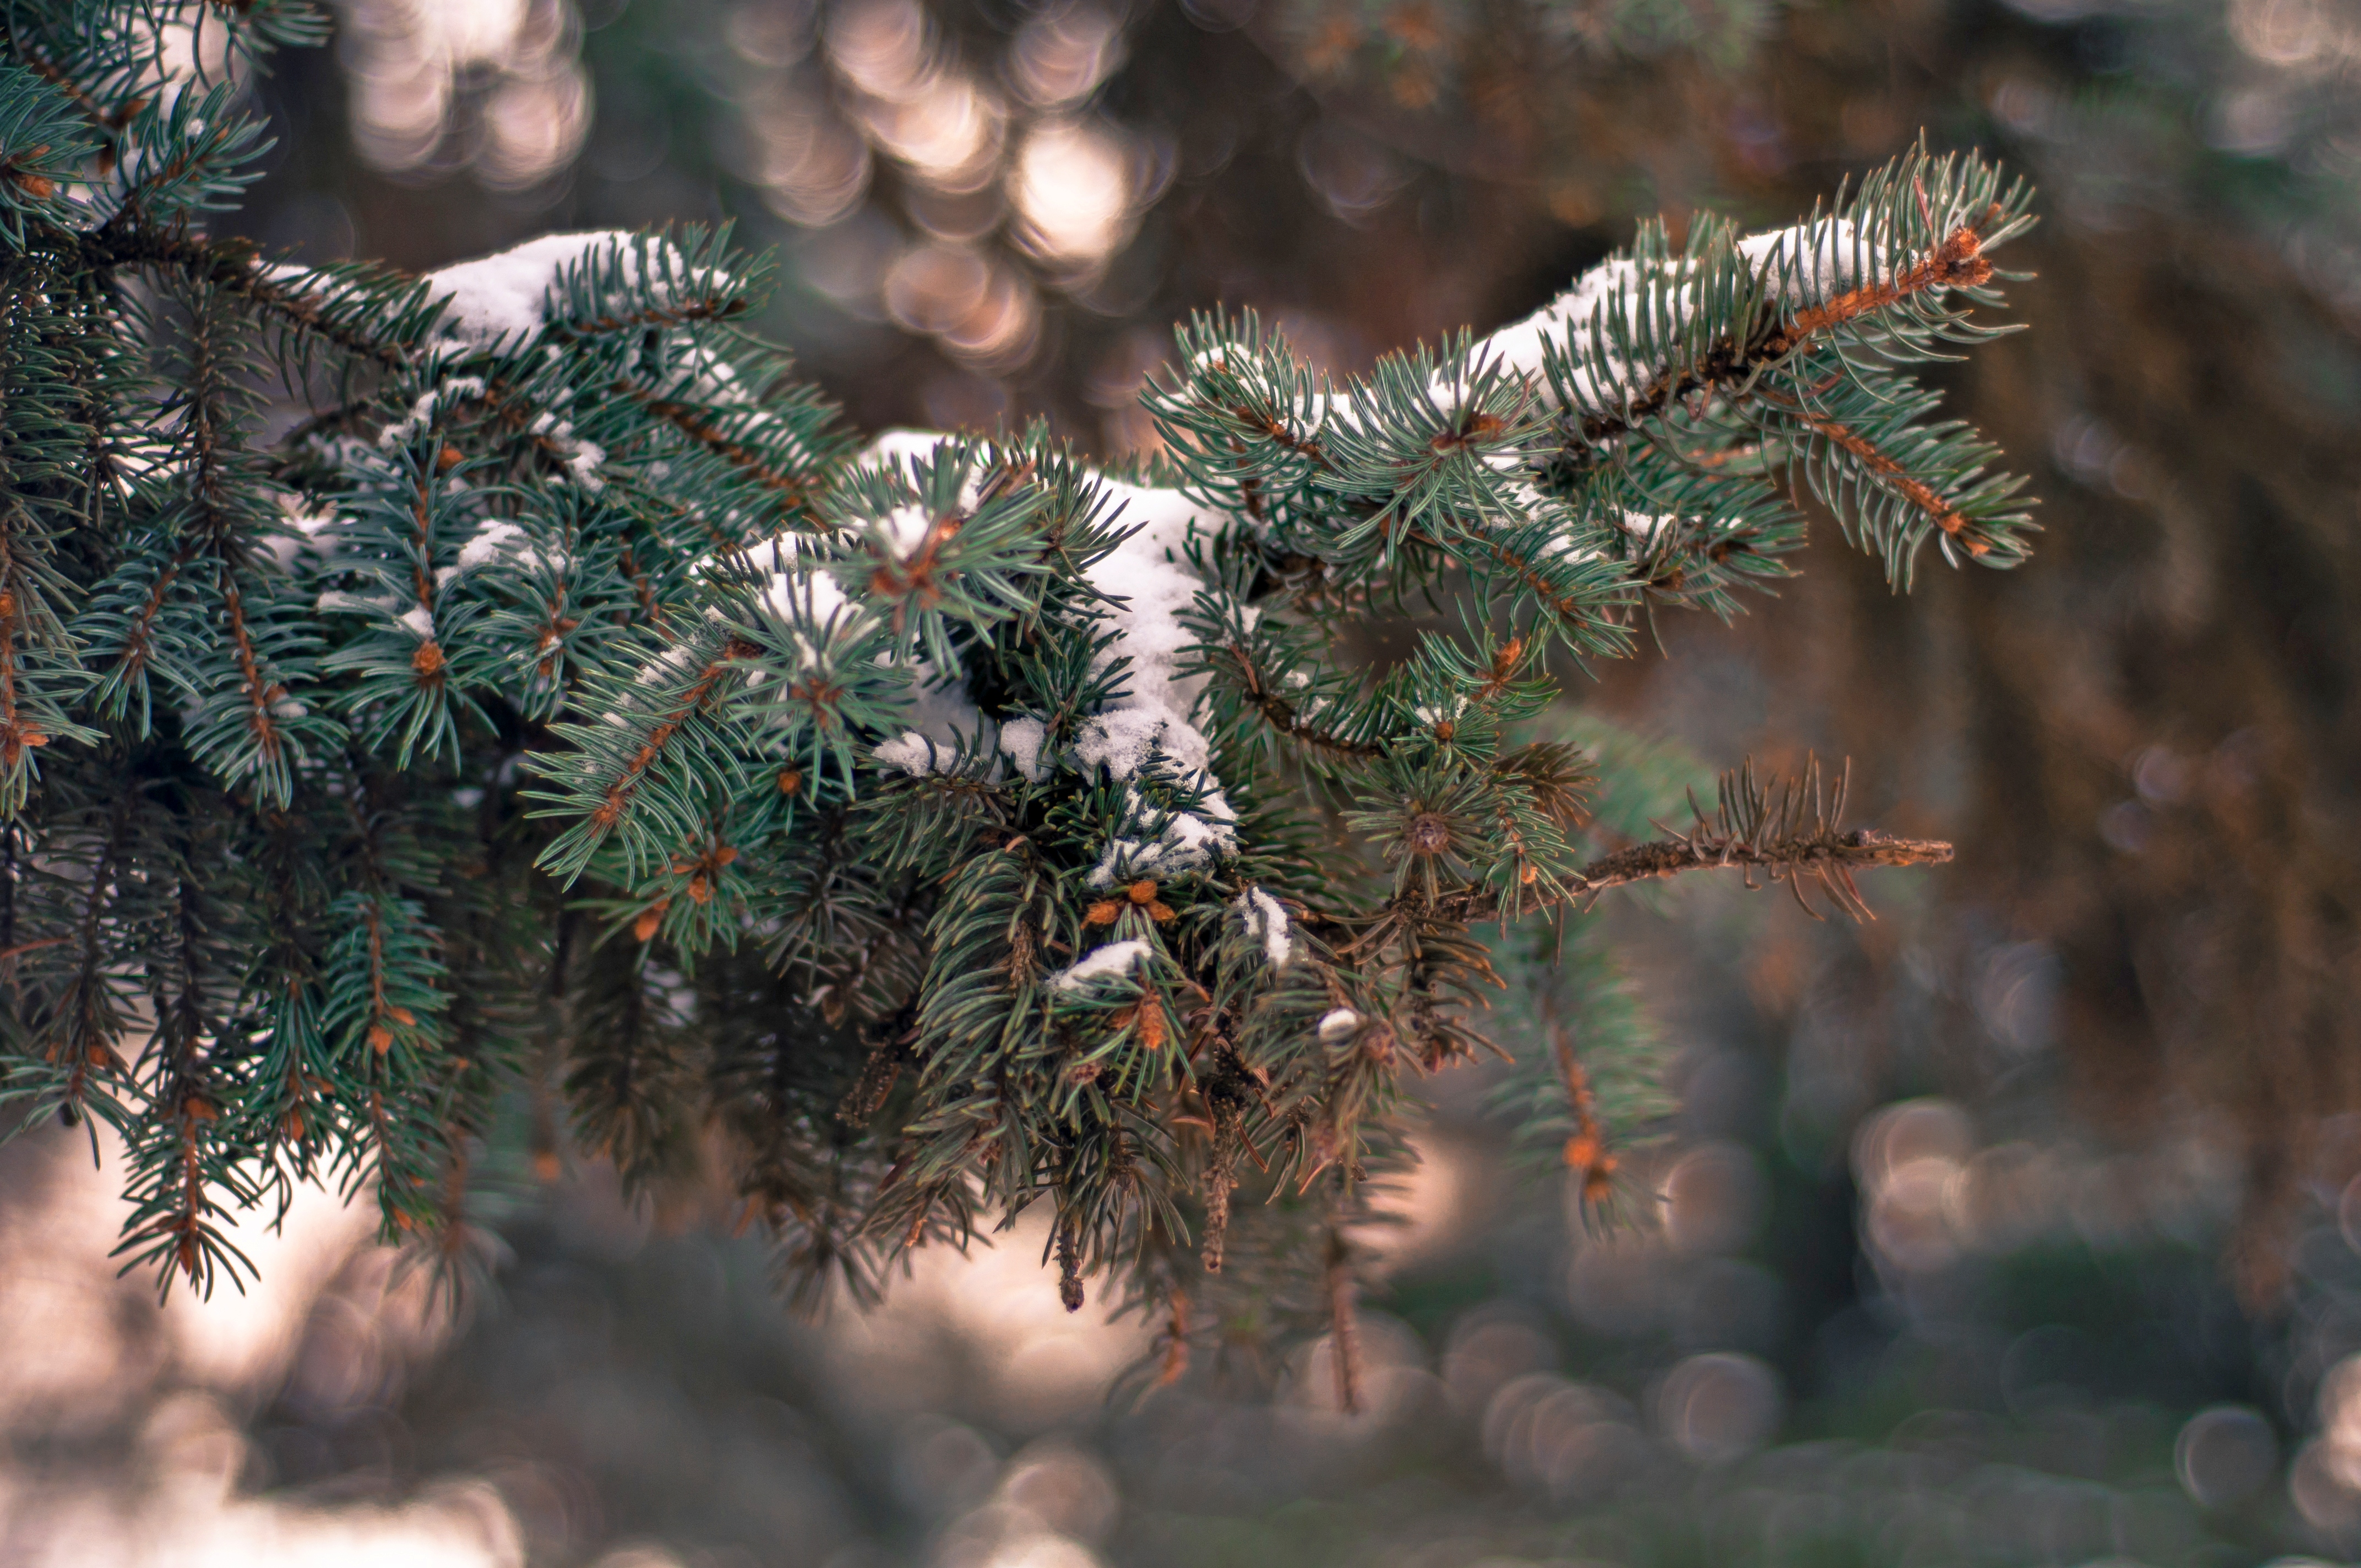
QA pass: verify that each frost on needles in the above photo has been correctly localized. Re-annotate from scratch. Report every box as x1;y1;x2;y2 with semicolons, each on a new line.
0;0;2031;1385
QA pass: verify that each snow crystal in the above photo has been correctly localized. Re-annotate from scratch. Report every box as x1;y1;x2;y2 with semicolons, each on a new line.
1239;887;1292;969
1050;938;1151;993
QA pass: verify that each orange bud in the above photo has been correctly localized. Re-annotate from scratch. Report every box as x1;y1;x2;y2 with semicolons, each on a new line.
1128;879;1159;905
1563;1132;1600;1170
687;875;711;905
777;768;803;794
437;445;463;471
412;640;445;677
714;846;738;867
1147;902;1176;923
368;1024;393;1053
1084;900;1121;926
634;900;668;941
388;1007;416;1027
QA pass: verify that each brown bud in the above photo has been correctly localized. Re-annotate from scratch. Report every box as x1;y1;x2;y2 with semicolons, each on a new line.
777;767;803;794
687;875;711;905
437;445;463;472
1128;879;1160;905
412;640;446;677
1084;900;1121;926
1406;812;1451;856
388;1006;416;1027
368;1024;393;1053
633;900;669;941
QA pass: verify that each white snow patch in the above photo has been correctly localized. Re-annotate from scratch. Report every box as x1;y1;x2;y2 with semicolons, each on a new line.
998;715;1049;783
456;519;529;571
1239;887;1292;969
1446;217;1887;416
421;232;646;351
1317;1008;1362;1044
1737;217;1880;305
1051;938;1151;993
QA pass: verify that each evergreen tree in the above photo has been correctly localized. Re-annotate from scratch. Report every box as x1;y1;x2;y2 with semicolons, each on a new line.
0;0;2037;1380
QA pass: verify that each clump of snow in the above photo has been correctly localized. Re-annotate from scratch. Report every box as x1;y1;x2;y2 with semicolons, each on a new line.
874;732;950;775
1447;217;1889;417
1086;781;1237;889
421;232;644;352
998;716;1048;783
1239;887;1292;968
1737;217;1881;306
1051;938;1151;993
1456;255;1642;406
1068;477;1241;884
1317;1008;1362;1043
455;518;530;571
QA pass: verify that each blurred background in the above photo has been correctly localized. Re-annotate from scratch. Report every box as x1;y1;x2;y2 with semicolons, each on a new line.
8;0;2361;1560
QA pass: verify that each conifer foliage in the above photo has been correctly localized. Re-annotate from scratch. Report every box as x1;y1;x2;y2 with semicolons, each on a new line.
0;0;2036;1364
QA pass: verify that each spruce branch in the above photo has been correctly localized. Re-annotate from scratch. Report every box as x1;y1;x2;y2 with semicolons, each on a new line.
0;0;2042;1330
1451;756;1950;922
